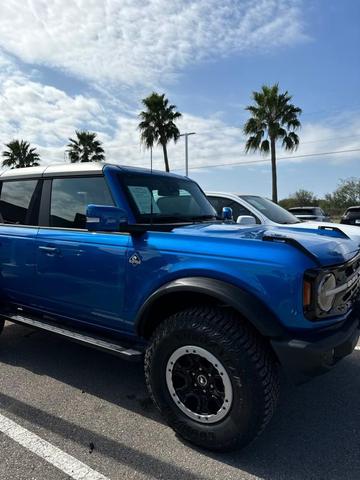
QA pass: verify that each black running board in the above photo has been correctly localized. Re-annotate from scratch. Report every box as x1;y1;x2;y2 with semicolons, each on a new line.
1;311;143;361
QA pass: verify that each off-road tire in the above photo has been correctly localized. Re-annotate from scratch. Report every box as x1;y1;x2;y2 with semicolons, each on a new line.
0;318;4;336
144;305;279;451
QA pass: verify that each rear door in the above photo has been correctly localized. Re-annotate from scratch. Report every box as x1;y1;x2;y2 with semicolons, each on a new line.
35;175;130;332
0;178;42;307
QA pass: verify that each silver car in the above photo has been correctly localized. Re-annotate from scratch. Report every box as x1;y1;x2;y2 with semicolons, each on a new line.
206;192;360;238
288;206;331;222
206;192;300;226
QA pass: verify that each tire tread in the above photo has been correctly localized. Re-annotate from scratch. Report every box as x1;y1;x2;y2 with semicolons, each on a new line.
144;305;279;451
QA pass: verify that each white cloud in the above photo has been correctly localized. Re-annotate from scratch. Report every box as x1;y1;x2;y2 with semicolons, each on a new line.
0;51;359;176
0;0;307;87
0;53;106;160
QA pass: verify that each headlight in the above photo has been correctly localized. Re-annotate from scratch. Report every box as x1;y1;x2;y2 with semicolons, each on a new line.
317;273;336;312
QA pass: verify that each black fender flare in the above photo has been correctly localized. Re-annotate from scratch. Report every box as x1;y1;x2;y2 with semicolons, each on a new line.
135;277;287;339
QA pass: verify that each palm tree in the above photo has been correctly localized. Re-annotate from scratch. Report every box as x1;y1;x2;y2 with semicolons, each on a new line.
66;131;105;163
138;92;182;172
2;140;41;169
243;84;302;203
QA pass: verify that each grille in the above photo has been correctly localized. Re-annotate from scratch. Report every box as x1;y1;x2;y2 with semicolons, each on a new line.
330;253;360;316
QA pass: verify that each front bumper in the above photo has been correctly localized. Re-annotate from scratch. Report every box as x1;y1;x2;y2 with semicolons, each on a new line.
271;307;360;383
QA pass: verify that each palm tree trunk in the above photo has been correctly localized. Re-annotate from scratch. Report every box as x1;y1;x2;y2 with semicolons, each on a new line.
161;142;170;172
270;137;278;203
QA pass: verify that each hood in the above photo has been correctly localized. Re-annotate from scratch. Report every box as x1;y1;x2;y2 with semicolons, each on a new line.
173;222;360;267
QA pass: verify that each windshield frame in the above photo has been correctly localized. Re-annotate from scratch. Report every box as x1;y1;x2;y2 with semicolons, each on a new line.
119;172;217;224
240;195;301;225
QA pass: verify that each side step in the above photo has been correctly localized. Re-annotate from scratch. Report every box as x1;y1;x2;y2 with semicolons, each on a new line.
1;312;143;361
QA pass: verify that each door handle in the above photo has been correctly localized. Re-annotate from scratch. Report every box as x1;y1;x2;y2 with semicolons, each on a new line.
38;246;60;256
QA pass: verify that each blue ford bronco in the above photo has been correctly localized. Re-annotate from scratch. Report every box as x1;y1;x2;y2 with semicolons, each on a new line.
0;163;359;451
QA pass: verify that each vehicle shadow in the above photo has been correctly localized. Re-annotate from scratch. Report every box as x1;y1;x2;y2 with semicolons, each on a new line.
190;351;360;480
1;322;359;479
0;322;160;421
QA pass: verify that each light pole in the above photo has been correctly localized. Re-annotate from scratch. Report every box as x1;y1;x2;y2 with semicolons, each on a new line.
179;132;196;176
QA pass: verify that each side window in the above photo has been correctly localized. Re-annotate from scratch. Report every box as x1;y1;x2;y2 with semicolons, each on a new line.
0;180;39;225
207;196;225;216
227;201;254;220
50;176;114;229
207;196;259;222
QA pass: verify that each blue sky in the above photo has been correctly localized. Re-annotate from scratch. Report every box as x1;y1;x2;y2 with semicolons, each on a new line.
0;0;358;199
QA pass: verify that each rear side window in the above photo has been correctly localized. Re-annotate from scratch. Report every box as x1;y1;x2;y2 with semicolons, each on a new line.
0;180;39;225
50;176;114;229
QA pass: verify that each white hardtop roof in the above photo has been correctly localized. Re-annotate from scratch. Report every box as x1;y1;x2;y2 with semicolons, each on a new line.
206;191;245;197
0;162;111;180
0;162;186;180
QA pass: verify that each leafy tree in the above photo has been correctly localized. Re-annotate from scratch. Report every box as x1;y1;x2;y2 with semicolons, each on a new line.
244;84;302;203
66;131;105;163
280;189;318;209
2;140;40;169
138;92;182;172
324;178;360;210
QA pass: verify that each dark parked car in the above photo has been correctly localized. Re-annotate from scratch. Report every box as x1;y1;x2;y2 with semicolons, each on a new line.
288;206;331;222
341;206;360;226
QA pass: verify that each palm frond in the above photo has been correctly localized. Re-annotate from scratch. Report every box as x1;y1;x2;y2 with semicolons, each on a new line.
66;131;105;163
2;139;41;169
138;92;182;171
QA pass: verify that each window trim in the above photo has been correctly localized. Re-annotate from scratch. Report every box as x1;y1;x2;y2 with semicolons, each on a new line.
0;177;43;227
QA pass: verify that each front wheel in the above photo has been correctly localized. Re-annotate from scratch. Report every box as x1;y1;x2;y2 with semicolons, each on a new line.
144;306;279;451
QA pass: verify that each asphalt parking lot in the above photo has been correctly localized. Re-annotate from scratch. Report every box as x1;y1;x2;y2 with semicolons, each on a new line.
0;322;359;480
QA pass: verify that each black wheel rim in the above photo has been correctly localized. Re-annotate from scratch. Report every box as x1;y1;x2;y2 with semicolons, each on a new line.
166;346;233;424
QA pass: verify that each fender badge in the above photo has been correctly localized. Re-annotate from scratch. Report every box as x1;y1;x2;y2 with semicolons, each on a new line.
129;252;142;266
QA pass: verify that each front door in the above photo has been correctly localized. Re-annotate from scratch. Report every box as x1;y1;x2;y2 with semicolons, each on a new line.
35;175;130;332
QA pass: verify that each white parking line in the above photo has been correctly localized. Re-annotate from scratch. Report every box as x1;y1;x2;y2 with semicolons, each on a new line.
0;413;109;480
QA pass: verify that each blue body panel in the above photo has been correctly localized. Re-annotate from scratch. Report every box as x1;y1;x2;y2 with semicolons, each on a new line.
35;228;129;332
0;164;359;342
123;224;358;334
0;225;38;305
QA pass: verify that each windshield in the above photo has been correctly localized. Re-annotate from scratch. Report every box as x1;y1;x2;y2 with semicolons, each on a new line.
121;172;216;223
240;195;301;224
